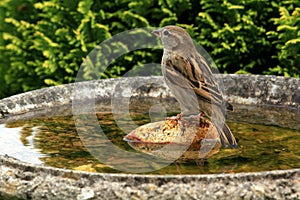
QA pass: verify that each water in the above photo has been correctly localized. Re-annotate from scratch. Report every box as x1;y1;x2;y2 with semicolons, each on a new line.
0;103;299;174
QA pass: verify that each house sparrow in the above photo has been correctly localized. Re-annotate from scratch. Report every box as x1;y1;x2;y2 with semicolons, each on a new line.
152;25;238;148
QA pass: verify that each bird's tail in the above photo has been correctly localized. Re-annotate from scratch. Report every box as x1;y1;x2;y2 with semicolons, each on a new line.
217;123;238;148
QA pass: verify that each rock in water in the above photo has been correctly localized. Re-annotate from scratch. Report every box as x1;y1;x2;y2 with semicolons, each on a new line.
124;115;221;161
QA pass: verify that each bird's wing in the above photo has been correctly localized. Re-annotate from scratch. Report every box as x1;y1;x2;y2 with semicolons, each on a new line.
187;54;225;106
163;53;224;107
189;54;234;111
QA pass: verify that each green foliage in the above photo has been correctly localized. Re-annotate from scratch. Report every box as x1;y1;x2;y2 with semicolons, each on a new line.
266;7;300;77
196;1;268;73
196;0;293;75
0;0;299;99
0;0;100;98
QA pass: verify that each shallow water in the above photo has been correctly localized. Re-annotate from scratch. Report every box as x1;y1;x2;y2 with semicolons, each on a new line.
0;104;299;175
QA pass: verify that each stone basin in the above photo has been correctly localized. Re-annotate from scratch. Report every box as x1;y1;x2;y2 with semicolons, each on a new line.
0;74;299;199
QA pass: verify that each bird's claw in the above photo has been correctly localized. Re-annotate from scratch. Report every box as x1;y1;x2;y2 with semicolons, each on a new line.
167;112;183;121
166;113;186;134
178;119;186;134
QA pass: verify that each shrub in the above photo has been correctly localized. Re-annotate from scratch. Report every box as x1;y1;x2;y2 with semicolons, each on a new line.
0;0;299;99
0;0;112;99
195;0;296;75
266;6;300;77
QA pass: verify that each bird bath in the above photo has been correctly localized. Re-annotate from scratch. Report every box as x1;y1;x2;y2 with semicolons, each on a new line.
0;74;299;199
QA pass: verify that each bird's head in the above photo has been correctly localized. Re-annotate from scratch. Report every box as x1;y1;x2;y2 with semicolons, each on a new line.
152;25;195;54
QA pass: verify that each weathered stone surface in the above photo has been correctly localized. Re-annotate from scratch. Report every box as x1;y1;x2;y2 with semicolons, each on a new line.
124;116;221;161
0;155;300;200
0;75;299;199
223;74;300;108
1;75;299;119
125;116;217;144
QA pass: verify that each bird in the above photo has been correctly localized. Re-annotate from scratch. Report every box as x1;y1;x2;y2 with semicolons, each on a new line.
152;25;238;148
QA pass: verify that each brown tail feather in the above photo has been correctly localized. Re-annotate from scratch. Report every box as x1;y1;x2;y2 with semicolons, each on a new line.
217;123;238;148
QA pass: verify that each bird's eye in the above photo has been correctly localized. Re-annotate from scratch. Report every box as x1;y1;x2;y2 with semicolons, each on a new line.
163;30;170;36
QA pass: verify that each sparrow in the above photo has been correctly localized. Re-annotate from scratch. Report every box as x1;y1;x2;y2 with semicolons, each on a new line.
152;25;238;148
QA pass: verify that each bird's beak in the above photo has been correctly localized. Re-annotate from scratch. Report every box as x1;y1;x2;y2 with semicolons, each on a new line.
151;29;162;38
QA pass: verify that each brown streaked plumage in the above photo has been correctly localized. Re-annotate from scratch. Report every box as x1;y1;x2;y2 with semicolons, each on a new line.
152;25;238;148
